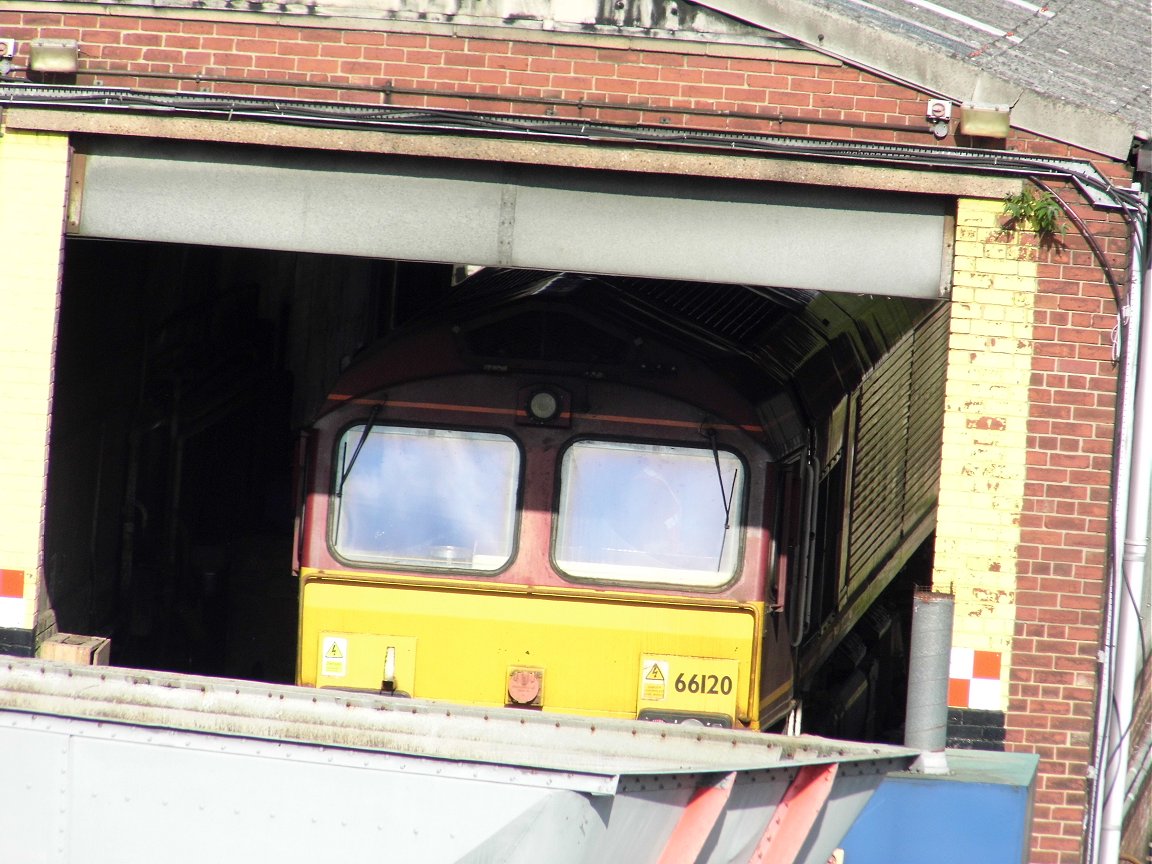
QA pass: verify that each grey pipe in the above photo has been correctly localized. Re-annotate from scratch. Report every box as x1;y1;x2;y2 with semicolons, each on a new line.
1096;198;1151;864
904;589;955;768
1086;209;1141;864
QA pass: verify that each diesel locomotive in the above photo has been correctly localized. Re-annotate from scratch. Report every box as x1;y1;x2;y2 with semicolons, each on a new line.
293;269;948;735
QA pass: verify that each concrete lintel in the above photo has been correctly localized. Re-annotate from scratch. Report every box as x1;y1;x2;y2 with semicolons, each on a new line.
5;107;1020;199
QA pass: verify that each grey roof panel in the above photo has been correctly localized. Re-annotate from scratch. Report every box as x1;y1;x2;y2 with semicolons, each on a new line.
804;0;1151;135
700;0;1148;155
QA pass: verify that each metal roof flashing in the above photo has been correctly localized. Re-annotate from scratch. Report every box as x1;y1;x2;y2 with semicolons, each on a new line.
0;656;917;777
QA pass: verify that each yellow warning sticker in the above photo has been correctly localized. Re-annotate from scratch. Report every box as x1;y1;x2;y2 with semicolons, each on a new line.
640;660;669;702
321;636;347;678
637;654;740;714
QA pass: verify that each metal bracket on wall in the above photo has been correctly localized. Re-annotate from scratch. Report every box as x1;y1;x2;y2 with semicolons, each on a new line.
0;39;15;77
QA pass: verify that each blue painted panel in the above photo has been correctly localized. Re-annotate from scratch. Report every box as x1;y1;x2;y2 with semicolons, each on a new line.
840;751;1037;864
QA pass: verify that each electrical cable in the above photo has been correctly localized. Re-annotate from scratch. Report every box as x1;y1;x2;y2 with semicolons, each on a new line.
0;80;1137;212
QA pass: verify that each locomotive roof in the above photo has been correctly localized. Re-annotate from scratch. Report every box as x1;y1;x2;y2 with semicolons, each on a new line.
406;268;946;454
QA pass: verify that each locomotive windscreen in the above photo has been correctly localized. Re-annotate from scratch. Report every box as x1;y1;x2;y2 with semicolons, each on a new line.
332;425;520;571
554;440;745;588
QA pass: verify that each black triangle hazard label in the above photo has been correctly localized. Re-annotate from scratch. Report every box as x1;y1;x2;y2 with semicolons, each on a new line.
325;641;343;659
646;664;664;681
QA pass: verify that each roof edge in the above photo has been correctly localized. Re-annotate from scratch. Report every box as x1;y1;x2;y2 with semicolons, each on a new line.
697;0;1138;160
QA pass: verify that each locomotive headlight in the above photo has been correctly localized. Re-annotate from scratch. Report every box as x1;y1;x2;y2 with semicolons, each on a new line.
527;389;560;422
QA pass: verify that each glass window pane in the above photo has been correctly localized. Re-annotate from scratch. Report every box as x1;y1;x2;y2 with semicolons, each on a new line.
555;440;744;588
332;426;519;571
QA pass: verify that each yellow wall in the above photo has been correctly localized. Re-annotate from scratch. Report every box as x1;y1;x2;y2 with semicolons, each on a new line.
933;197;1036;712
0;128;69;635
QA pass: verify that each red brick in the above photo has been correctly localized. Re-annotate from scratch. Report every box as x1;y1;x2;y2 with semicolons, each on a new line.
342;30;388;47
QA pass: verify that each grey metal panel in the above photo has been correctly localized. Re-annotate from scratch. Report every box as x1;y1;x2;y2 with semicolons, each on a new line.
0;718;67;863
505;174;949;296
584;777;702;864
73;139;950;299
457;792;609;864
1;712;594;864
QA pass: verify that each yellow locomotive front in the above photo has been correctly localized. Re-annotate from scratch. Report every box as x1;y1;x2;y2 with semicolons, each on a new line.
295;324;790;729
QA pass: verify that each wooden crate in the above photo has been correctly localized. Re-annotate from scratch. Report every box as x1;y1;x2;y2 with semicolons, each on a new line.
39;633;112;666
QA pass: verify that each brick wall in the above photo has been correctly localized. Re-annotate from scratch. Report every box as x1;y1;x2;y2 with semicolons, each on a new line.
0;7;1140;861
1017;180;1127;864
2;8;1137;172
0;9;973;143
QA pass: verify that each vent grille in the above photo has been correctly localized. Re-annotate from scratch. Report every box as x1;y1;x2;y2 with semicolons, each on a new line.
903;305;950;534
845;303;949;585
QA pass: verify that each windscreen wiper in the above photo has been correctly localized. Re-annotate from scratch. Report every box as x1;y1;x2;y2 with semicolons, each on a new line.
707;428;738;571
337;403;383;499
332;403;383;548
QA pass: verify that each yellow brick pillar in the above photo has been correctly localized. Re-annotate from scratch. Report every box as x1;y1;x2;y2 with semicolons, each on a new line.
0;127;69;653
932;197;1036;719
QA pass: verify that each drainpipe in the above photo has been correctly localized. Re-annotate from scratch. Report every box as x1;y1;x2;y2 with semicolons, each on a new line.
1091;188;1150;864
904;589;954;774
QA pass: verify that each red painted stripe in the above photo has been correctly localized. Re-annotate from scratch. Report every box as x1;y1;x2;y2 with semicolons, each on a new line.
749;763;839;863
0;569;24;599
657;772;737;864
328;397;760;433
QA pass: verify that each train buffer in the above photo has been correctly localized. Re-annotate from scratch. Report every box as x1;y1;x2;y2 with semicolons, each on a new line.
0;656;1036;862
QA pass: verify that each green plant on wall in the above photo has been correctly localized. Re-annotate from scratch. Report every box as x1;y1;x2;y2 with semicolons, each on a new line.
1001;186;1064;240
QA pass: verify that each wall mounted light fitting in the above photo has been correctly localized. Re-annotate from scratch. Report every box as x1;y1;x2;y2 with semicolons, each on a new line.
959;103;1011;138
29;39;79;74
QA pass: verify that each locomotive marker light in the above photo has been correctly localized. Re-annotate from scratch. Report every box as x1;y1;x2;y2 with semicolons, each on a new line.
529;390;558;421
522;386;568;425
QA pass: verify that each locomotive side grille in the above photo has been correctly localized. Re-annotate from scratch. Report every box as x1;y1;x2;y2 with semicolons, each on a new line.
845;302;949;588
845;334;915;588
902;304;950;536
